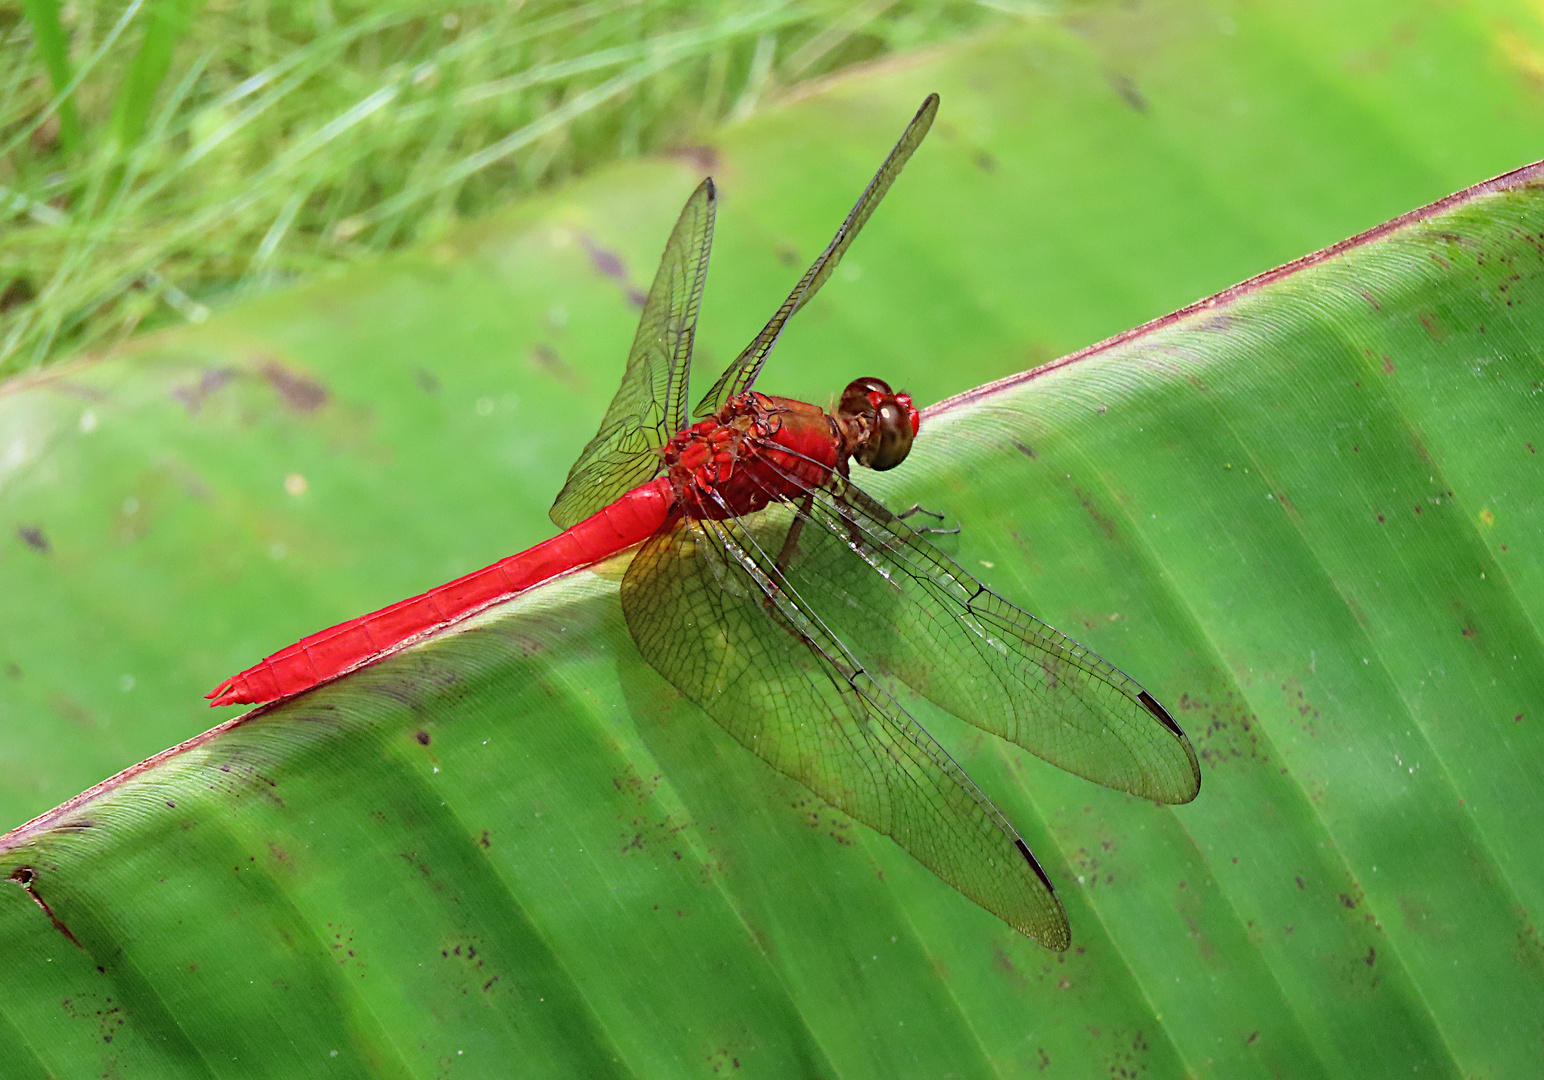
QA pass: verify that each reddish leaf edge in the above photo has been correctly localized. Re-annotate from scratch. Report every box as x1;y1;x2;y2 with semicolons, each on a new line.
926;156;1544;419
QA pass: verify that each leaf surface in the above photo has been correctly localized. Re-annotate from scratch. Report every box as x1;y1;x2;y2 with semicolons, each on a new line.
5;9;1544;1078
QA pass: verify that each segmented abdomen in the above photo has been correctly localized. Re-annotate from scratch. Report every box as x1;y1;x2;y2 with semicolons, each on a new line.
207;478;675;706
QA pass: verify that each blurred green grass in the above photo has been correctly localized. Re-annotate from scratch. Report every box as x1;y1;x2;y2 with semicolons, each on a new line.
1;0;1004;375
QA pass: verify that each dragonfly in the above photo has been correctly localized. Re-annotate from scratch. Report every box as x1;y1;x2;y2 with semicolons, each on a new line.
208;94;1200;949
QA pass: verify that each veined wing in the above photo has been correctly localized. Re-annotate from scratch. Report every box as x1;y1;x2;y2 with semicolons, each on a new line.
747;458;1202;805
620;503;1070;948
550;179;716;529
693;94;939;418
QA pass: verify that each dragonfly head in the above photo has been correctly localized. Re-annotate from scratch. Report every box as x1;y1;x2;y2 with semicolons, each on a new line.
838;377;921;471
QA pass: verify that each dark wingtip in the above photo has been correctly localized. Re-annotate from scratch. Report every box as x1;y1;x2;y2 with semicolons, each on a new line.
1138;691;1203;802
1138;691;1184;738
1015;838;1055;894
1016;839;1071;950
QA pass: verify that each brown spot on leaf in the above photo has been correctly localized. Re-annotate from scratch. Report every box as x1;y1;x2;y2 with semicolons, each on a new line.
579;234;640;304
532;344;584;390
9;867;83;949
1107;72;1149;113
171;368;236;413
667;144;719;172
49;694;96;731
1185;689;1264;765
1073;487;1118;540
260;360;328;412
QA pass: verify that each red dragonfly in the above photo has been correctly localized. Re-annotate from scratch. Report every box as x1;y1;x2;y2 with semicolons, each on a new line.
208;95;1200;948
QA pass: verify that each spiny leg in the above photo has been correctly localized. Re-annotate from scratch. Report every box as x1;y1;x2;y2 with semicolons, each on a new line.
897;502;961;536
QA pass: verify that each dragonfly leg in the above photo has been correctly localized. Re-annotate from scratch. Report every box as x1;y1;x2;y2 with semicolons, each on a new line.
774;491;816;577
896;502;961;535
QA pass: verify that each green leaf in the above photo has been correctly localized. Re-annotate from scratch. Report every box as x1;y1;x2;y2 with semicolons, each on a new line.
5;11;1544;1078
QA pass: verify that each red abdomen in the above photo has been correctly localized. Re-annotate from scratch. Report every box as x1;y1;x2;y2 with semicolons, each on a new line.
207;478;674;706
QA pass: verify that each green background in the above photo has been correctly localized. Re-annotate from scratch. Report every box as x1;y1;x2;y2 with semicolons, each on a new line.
4;3;1544;1076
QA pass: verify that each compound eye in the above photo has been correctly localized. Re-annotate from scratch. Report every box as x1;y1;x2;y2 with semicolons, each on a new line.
859;398;915;471
839;377;893;420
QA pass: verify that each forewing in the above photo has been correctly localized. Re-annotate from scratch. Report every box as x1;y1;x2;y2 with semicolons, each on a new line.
621;508;1070;948
550;179;716;529
693;94;939;417
747;461;1202;804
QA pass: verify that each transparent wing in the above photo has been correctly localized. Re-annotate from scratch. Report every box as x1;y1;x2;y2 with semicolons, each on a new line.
550;179;716;529
693;94;939;417
749;459;1201;804
621;506;1070;948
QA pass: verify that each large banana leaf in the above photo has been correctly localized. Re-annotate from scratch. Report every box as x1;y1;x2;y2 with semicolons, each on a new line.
7;2;1544;830
5;7;1544;1078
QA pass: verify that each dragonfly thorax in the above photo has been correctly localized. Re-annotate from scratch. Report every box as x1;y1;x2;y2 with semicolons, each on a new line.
664;392;842;520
